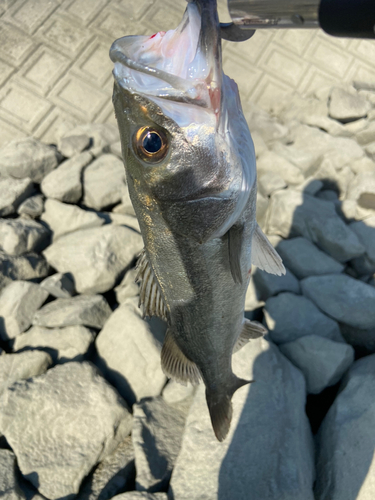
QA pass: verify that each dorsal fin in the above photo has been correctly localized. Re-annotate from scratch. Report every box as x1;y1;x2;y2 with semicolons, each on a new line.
135;249;168;321
161;330;201;386
233;318;267;354
252;224;286;276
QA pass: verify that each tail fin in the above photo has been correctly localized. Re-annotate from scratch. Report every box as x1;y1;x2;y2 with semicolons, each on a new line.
206;376;252;442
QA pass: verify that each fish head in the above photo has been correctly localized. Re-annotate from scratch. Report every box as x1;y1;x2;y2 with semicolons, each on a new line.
111;0;256;243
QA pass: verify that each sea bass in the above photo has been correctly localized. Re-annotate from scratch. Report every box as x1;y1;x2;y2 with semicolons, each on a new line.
110;0;285;441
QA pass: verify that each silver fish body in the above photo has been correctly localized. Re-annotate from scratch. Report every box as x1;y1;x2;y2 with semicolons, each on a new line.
111;0;284;441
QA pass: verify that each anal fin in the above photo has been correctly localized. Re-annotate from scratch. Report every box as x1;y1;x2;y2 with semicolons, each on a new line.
228;223;244;284
161;330;201;386
233;318;267;354
252;223;286;276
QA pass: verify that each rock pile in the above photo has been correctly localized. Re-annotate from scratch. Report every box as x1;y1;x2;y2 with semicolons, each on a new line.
0;84;374;500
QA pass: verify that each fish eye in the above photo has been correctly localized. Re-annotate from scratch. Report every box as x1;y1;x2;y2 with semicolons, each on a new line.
133;126;168;163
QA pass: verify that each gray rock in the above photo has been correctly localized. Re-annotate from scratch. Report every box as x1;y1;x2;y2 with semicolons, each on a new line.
258;171;286;196
41;151;93;203
276;237;344;279
40;273;75;298
0;251;49;282
33;294;111;329
252;266;300;301
244;277;265;311
83;155;126;210
328;87;371;122
279;335;354;394
76;436;135;500
349;216;375;264
0;350;52;397
0;281;48;340
43;225;143;294
0;362;132;500
264;292;345;344
58;134;91;158
0;138;60;183
133;397;188;492
339;323;375;354
169;339;315;500
110;493;167;500
0;449;25;500
266;189;365;262
115;268;139;304
351;254;375;276
0;218;50;256
17;194;44;218
315;354;375;500
316;189;338;202
0;177;34;217
301;274;375;329
355;121;375;145
41;199;104;240
14;325;96;364
257;150;304;186
347;172;375;210
96;303;166;406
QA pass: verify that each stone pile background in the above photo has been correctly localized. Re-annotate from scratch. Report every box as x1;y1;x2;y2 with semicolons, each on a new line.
0;83;375;500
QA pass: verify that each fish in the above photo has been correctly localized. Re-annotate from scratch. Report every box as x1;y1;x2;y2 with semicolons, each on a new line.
110;0;285;441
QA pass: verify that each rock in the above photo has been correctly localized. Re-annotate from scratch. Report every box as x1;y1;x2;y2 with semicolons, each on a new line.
255;191;269;229
17;194;44;218
316;189;339;201
245;106;289;144
95;303;166;406
76;436;135;500
252;266;300;301
116;185;136;216
62;124;119;154
296;177;323;196
244;277;265;312
0;281;48;340
279;335;354;394
346;172;375;210
40;272;75;298
14;325;96;364
339;323;375;355
169;339;315;500
33;294;111;329
109;141;123;159
0;138;60;183
0;251;49;282
258;171;286;196
111;493;167;500
265;189;365;262
115;268;139;304
133;397;188;492
264;292;345;344
58;134;91;158
41;199;104;240
251;130;268;157
83;154;126;210
0;449;25;500
0;218;50;256
162;380;195;405
256;150;304;185
301;274;375;329
349;217;375;265
364;141;375;161
314;354;375;500
106;213;140;233
40;151;93;203
43;225;143;294
355;121;375;145
0;362;132;500
328;87;371;122
276;237;344;279
0;177;34;217
0;351;52;396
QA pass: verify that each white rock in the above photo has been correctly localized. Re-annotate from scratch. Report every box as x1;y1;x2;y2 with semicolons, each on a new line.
41;151;92;203
105;213;140;233
58;134;90;158
351;156;375;175
347;172;375;211
111;493;167;500
258;171;286;196
162;380;195;405
0;281;48;340
14;325;96;364
264;292;345;344
265;189;365;262
251;130;268;157
43;225;143;294
355;121;375;145
17;194;44;218
256;191;269;229
108;140;123;159
83;154;126;210
41;198;104;240
245;106;289;144
0;350;52;396
295;177;323;195
169;339;315;500
115;268;139;304
329;87;371;122
315;354;375;500
0;138;60;183
95;303;166;406
244;277;265;311
62;124;119;154
0;449;25;500
0;177;34;217
33;294;112;329
279;335;354;394
364;141;375;161
0;251;49;282
0;362;132;500
112;185;136;216
276;237;344;279
0;218;50;256
40;272;75;298
257;150;304;185
301;274;375;329
252;266;300;301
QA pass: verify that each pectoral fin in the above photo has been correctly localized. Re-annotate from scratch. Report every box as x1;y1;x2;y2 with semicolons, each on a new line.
251;224;286;276
161;330;201;386
233;318;267;353
228;223;244;284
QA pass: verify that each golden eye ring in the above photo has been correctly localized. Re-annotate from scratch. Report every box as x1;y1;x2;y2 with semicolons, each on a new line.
133;126;169;163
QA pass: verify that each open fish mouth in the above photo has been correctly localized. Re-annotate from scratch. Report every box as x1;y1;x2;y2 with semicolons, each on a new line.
110;0;222;118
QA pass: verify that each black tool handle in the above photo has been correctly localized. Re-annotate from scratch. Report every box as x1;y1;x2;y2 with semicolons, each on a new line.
319;0;375;38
